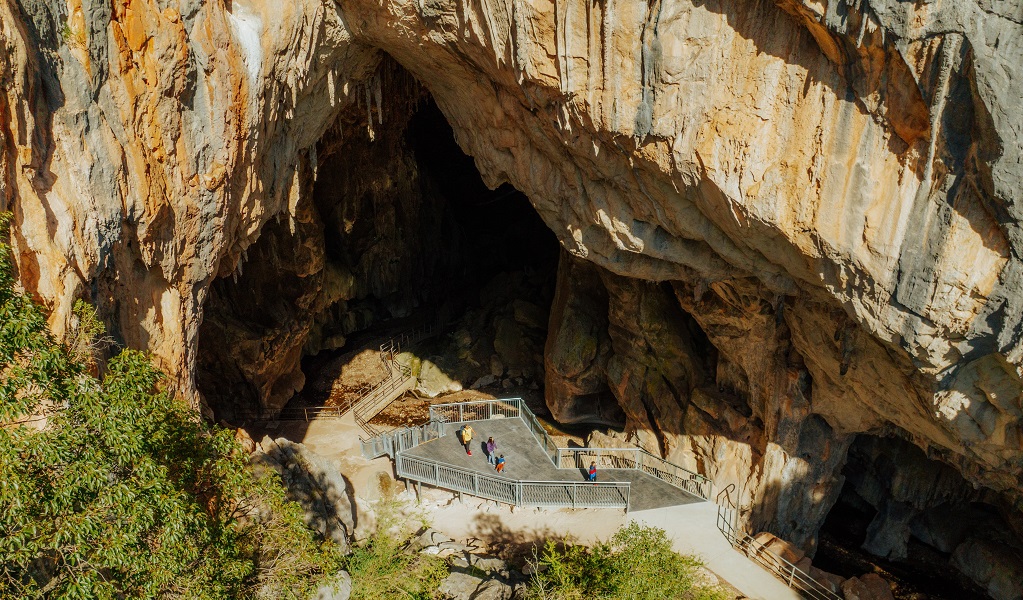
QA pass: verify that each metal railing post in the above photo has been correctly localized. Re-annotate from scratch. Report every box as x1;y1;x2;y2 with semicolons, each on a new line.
458;404;463;423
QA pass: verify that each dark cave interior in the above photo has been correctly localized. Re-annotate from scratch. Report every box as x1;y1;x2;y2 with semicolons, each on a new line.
196;70;559;421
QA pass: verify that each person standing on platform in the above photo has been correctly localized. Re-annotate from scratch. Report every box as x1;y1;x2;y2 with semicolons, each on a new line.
460;424;475;455
588;461;597;483
495;454;506;473
486;437;497;465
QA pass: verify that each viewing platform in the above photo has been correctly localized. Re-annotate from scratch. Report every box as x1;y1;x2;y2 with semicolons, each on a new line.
363;398;838;600
362;398;710;512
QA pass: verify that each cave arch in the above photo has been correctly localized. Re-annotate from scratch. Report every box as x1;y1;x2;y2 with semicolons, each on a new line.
196;58;559;420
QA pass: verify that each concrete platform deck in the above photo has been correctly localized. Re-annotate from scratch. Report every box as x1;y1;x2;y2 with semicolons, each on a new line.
401;418;701;511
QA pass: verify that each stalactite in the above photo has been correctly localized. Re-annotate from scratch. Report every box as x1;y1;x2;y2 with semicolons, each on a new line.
855;5;870;48
555;0;570;94
374;74;383;125
585;0;597;110
512;0;529;84
365;79;375;140
602;0;616;127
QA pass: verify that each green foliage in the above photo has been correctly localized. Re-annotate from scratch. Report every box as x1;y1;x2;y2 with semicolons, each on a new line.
0;214;343;599
527;523;730;600
344;477;447;600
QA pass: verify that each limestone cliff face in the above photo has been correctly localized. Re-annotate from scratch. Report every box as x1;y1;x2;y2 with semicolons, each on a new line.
0;0;378;399
2;0;1022;563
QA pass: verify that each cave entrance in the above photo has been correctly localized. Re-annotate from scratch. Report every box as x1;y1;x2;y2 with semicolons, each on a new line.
814;433;1019;600
196;59;560;426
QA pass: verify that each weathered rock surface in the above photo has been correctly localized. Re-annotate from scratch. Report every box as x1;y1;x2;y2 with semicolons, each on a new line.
841;573;895;600
3;0;1023;593
312;571;352;600
253;436;355;551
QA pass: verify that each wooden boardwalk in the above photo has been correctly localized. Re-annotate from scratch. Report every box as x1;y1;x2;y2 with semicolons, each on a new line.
400;418;701;512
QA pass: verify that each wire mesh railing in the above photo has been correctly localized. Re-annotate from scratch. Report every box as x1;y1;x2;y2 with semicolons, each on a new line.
353;366;416;433
637;451;713;499
715;485;841;600
395;454;630;510
232;326;435;426
360;420;446;460
426;398;709;499
428;398;523;423
518;402;559;464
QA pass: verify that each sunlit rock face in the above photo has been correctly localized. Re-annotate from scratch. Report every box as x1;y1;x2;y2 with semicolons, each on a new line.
2;0;1022;576
1;0;379;398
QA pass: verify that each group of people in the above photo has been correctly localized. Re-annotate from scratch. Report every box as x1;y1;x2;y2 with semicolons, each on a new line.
458;424;506;473
457;423;599;482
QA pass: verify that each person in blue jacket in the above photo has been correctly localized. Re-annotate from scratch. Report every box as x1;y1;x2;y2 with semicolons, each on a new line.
588;461;597;482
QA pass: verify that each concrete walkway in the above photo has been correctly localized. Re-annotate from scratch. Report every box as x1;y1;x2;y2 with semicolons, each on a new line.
629;503;804;600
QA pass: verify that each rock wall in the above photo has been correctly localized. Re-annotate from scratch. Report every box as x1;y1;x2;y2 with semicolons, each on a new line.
2;0;1023;579
1;0;380;398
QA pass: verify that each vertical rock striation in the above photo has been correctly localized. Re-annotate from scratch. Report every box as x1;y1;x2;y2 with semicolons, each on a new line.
3;0;1023;583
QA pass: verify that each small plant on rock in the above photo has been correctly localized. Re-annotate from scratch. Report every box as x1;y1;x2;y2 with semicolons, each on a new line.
344;475;448;599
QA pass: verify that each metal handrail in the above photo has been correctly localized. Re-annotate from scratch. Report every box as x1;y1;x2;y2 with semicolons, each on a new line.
715;485;841;600
395;453;631;511
426;398;710;500
234;327;430;425
361;420;446;460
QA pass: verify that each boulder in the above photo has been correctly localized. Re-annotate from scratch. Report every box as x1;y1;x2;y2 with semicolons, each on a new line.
471;374;498;390
808;566;845;595
416;359;464;398
951;538;1023;600
841;574;894;600
752;532;805;565
439;571;485;600
412;528;454;550
253;437;354;551
311;571;352;600
470;578;517;600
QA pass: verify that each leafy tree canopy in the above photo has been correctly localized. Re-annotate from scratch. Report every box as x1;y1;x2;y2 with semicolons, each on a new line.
527;522;730;600
0;214;343;599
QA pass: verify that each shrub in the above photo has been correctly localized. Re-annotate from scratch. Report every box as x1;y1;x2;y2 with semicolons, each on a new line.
527;522;730;600
0;214;343;599
344;476;447;600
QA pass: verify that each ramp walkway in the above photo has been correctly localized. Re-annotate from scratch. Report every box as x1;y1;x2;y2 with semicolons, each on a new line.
235;325;434;435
